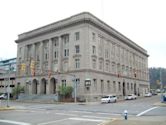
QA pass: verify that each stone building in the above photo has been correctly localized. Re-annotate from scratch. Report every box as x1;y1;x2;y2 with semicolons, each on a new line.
0;58;16;94
15;12;149;101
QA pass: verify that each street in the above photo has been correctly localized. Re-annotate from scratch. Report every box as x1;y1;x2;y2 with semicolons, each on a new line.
0;95;166;125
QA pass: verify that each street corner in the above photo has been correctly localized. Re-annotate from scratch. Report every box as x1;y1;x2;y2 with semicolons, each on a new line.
153;102;166;107
98;118;119;125
0;106;15;111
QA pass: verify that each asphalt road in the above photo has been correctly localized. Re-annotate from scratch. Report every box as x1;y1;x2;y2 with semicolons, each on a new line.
0;95;165;125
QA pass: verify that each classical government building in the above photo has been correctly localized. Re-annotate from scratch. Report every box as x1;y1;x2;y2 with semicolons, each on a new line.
15;12;149;101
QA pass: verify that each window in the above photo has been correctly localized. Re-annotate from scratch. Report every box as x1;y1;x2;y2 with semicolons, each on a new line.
118;82;121;91
45;53;48;60
113;81;116;92
107;80;110;92
105;49;109;59
92;59;96;69
54;51;58;59
62;80;66;87
54;40;59;47
75;45;80;53
101;80;104;93
106;62;109;72
99;60;103;70
75;59;80;69
92;32;95;41
64;49;69;57
63;61;68;72
127;83;129;90
75;79;80;84
52;37;59;47
75;32;80;41
92;46;96;54
131;83;133;90
93;79;97;91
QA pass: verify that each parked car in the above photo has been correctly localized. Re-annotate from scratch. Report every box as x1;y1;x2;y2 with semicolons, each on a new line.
144;92;152;97
125;94;137;100
101;95;117;103
0;93;7;99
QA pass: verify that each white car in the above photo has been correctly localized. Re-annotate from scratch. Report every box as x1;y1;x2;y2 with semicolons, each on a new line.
125;94;137;100
0;93;7;99
144;92;152;97
101;95;117;103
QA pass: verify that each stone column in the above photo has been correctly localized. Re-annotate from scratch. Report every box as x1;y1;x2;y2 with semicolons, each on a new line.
39;41;43;74
58;36;63;72
32;44;35;60
48;39;53;71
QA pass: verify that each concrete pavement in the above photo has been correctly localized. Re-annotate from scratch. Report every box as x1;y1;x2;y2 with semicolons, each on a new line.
103;116;166;125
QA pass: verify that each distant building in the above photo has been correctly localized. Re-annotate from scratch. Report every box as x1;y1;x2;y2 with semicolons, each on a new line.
15;12;149;101
0;58;16;93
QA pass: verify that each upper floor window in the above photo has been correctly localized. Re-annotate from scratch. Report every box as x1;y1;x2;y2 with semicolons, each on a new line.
64;49;69;57
92;59;96;69
62;35;69;47
92;46;96;54
99;60;103;70
105;49;109;59
52;37;59;47
75;32;80;41
54;51;58;59
75;59;80;69
92;32;96;41
75;45;80;53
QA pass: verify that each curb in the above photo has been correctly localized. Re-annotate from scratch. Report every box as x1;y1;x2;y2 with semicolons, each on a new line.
0;106;15;111
153;102;166;107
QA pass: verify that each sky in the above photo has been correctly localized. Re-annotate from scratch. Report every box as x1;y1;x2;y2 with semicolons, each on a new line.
0;0;166;68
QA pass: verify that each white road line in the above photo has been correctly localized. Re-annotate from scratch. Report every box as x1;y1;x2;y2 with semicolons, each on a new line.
71;110;93;114
136;107;158;116
97;112;121;116
37;118;68;125
82;115;109;119
55;112;78;116
0;120;31;125
69;117;103;122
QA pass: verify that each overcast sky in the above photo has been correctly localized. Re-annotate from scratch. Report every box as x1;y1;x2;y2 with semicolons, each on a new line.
0;0;165;68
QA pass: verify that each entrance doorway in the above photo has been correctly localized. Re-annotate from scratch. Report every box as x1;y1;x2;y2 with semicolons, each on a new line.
50;78;56;94
41;78;47;94
123;82;126;96
32;79;38;94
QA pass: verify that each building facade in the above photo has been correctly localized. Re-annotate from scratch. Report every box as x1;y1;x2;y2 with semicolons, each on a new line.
15;12;149;101
0;58;16;93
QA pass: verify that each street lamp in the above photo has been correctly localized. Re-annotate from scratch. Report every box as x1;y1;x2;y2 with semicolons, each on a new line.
6;64;14;107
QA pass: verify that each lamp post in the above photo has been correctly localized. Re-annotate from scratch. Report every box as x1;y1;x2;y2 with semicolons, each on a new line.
6;64;13;107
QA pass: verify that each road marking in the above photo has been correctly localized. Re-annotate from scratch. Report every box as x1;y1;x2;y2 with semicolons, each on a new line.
97;112;121;116
82;115;109;119
71;110;93;114
37;118;68;125
68;117;103;122
136;107;158;116
55;112;78;116
0;119;30;125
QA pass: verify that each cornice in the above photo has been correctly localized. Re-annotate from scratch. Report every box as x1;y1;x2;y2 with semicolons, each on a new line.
15;12;148;57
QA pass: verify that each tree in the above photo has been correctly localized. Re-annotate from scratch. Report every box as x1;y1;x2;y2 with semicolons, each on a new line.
149;67;166;89
12;85;24;99
58;85;73;100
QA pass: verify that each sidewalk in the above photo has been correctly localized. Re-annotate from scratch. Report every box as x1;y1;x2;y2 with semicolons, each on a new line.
103;116;166;125
0;106;15;111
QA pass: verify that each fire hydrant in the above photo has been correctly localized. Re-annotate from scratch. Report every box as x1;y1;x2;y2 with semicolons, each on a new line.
124;110;128;120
